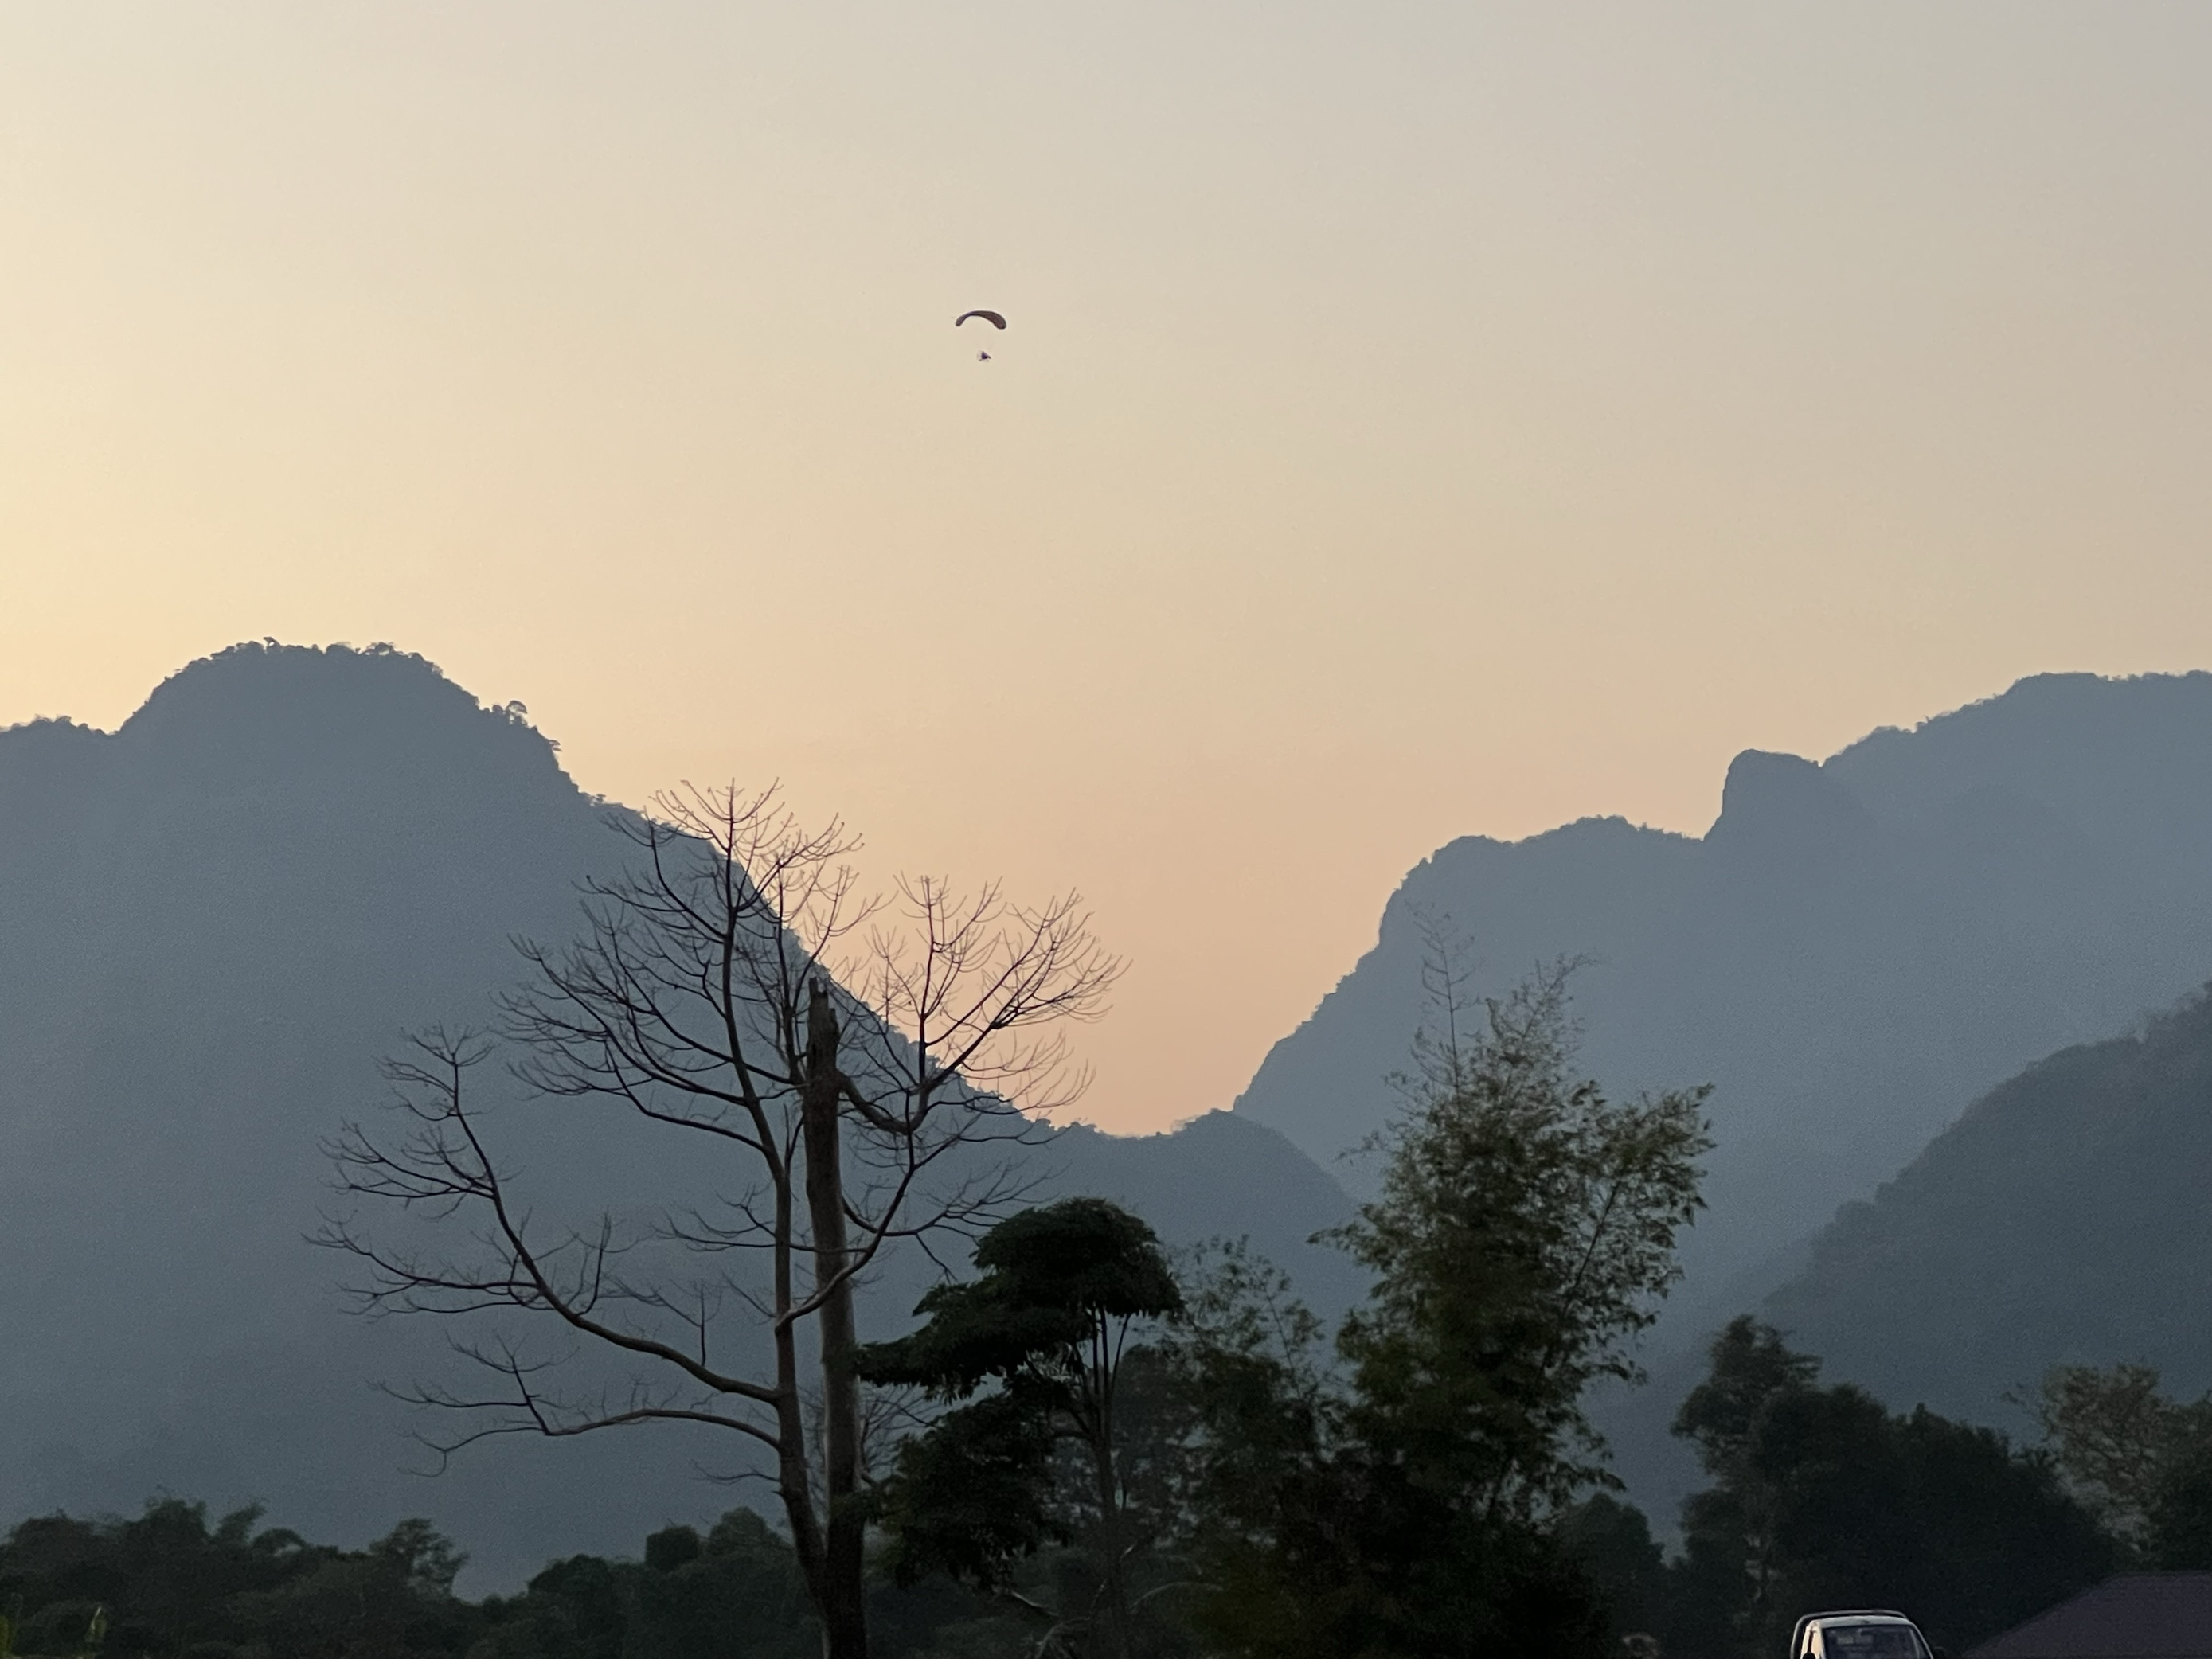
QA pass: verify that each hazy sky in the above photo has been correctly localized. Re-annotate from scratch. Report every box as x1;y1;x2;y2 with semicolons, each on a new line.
6;5;2212;1132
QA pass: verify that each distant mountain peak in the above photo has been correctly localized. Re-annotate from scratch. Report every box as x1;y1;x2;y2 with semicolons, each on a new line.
1705;748;1873;860
0;658;1364;1579
131;639;481;725
97;640;572;793
1236;662;2212;1314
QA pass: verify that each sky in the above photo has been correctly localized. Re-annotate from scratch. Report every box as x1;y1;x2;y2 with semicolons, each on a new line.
5;4;2212;1134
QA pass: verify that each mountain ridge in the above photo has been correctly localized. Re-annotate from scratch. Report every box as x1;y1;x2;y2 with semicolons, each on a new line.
1761;983;2212;1421
1234;669;2212;1333
0;642;1358;1589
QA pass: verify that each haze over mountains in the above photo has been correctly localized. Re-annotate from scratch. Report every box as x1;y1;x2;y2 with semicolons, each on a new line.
6;643;2211;1585
0;644;1355;1588
1765;985;2212;1421
1237;670;2212;1329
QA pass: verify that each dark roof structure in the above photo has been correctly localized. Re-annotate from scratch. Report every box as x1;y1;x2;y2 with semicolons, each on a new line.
1969;1575;2212;1659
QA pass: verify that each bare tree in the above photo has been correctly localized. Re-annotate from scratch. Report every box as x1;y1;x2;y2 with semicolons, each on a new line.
320;785;1120;1659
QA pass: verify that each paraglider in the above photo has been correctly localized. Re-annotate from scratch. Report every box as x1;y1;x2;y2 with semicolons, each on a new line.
955;310;1007;330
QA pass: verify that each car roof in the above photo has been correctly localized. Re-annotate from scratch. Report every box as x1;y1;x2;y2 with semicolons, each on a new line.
1790;1612;1922;1651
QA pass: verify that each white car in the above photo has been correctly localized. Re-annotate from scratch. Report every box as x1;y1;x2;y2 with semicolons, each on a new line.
1788;1610;1945;1659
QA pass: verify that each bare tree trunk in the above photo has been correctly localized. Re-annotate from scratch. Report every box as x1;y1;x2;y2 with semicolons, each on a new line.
1085;1320;1135;1659
803;978;868;1659
773;1169;833;1635
1085;1441;1134;1659
322;790;1119;1659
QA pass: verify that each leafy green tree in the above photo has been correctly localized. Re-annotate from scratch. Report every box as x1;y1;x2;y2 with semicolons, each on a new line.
858;1198;1185;1658
1170;1251;1617;1659
471;1553;630;1659
1671;1320;2112;1658
1173;961;1710;1659
2147;1437;2212;1569
471;1509;818;1659
0;1497;845;1659
1159;1245;1335;1657
1;1501;312;1658
1671;1315;1821;1622
2030;1361;2212;1565
623;1512;818;1659
0;1501;478;1659
0;1602;103;1659
228;1517;475;1659
1336;961;1713;1522
1556;1495;1666;1643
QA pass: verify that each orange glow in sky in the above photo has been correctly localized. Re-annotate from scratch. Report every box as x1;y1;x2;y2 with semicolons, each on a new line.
7;5;2212;1130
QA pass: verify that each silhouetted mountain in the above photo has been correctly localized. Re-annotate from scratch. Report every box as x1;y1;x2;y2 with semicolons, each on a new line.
1235;672;2212;1334
1761;987;2212;1423
0;643;1355;1588
21;648;2210;1575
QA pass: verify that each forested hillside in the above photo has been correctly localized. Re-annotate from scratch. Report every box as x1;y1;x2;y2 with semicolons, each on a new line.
1761;986;2212;1421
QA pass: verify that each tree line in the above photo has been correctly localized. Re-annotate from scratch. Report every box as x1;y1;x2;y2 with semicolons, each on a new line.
8;947;1716;1658
11;1325;2206;1659
16;783;2175;1657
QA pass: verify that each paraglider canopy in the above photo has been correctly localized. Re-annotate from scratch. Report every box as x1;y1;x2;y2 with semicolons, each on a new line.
955;310;1007;329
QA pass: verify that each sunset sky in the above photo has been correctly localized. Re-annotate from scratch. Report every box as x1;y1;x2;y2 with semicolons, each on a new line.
6;5;2212;1132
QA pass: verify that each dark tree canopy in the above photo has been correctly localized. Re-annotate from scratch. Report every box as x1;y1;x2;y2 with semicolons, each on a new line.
1666;1318;2112;1658
862;1198;1184;1399
2033;1360;2212;1571
1170;959;1710;1659
859;1198;1186;1659
1336;958;1712;1519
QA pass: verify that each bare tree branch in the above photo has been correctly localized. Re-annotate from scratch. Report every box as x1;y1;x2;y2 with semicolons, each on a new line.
321;783;1116;1659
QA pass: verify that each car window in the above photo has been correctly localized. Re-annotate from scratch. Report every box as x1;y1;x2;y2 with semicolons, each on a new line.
1819;1624;1926;1658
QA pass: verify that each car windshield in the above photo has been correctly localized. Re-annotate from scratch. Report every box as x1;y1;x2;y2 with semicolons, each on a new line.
1821;1625;1927;1659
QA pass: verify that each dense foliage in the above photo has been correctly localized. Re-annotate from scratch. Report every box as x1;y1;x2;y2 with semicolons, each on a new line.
2031;1360;2212;1569
1648;1319;2112;1657
1336;965;1712;1519
0;1501;919;1659
858;1198;1186;1657
1165;965;1712;1659
0;1326;2162;1659
0;1502;475;1659
10;962;2166;1658
1763;986;2212;1432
